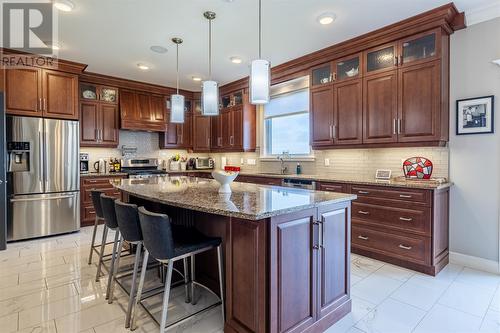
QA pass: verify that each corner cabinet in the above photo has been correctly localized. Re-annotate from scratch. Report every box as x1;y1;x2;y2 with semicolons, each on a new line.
5;68;78;119
310;28;449;149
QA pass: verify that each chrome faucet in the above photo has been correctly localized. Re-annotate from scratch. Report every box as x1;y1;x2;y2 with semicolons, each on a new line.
278;151;290;175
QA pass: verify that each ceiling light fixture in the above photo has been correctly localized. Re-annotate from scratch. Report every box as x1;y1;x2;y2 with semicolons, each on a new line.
317;13;336;25
53;0;75;12
201;11;219;116
137;63;149;70
250;0;270;105
192;76;202;81
170;38;185;124
150;45;168;54
493;59;500;66
230;56;242;64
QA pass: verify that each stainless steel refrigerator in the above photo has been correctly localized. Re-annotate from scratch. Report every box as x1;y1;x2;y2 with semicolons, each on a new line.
7;116;80;241
0;94;6;249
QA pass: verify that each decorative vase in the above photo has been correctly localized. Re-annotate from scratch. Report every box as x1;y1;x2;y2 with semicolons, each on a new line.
211;170;239;193
180;162;187;171
402;157;433;179
169;161;180;171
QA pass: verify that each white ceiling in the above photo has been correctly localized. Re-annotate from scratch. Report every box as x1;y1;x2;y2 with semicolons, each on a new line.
54;0;500;91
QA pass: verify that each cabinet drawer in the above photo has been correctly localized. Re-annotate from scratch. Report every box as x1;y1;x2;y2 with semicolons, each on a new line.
82;187;121;203
352;202;431;235
352;225;430;265
83;205;97;221
82;177;117;186
351;185;430;205
317;182;347;193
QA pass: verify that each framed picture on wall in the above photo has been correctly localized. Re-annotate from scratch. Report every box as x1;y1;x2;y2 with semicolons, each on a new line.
456;96;494;135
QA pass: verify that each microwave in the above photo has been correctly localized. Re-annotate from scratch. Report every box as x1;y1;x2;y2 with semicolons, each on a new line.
195;157;214;169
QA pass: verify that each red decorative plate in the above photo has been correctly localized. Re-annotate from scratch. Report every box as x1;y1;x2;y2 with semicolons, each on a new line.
402;157;433;180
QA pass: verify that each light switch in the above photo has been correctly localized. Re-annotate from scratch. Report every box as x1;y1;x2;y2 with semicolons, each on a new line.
324;158;330;166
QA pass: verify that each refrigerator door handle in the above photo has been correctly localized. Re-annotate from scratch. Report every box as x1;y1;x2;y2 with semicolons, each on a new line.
10;194;76;202
38;131;44;187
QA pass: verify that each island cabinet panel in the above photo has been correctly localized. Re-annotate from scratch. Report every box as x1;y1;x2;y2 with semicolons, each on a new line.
226;218;267;333
80;175;125;226
318;206;350;319
317;182;348;193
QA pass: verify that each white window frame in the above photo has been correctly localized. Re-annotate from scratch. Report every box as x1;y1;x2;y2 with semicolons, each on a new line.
260;84;314;161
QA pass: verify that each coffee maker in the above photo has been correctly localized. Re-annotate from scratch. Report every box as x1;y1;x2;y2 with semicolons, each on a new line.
80;152;89;173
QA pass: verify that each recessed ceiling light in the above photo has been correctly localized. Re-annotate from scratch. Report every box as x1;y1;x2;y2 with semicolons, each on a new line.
54;0;75;12
192;76;202;82
317;13;336;25
230;56;242;64
493;59;500;66
137;63;149;70
150;45;168;54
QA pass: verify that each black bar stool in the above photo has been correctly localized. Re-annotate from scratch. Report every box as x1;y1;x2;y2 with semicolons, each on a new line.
97;194;121;287
132;207;225;332
87;190;106;265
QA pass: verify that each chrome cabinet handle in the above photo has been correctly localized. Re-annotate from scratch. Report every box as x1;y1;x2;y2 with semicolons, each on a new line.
399;217;413;222
333;72;337;81
398;244;412;250
11;194;75;202
38;132;43;181
329;125;333;139
357;235;369;241
358;210;370;215
38;98;42;111
398;119;402;134
43;98;47;111
313;245;320;250
393;118;397;135
358;190;370;194
399;194;412;198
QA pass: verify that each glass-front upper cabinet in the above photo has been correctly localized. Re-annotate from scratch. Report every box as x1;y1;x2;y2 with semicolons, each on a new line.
334;54;361;81
311;64;333;87
400;30;439;66
80;83;97;101
365;43;397;75
99;86;118;104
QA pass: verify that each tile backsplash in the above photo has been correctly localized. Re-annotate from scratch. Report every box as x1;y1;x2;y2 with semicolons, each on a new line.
83;130;449;180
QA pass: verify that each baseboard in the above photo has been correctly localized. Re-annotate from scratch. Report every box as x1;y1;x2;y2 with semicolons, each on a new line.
449;251;500;274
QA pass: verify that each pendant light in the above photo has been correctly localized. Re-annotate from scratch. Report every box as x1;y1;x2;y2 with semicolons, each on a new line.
170;37;185;123
201;11;219;116
250;0;270;105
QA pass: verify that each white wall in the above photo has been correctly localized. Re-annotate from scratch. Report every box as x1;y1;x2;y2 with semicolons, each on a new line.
449;17;500;262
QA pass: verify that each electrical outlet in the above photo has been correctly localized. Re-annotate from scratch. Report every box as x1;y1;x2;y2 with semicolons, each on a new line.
324;158;330;166
247;158;256;165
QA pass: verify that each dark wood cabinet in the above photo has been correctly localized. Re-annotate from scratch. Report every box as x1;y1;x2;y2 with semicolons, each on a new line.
80;82;119;147
193;115;211;152
120;89;167;132
80;175;125;226
310;85;334;147
362;71;398;144
160;111;193;149
333;79;363;145
5;68;78;119
364;43;398;76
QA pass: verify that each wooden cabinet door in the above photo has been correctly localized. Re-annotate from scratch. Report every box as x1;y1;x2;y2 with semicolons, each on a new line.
42;70;78;119
310;86;334;147
5;68;41;116
119;90;137;121
362;71;398;144
159;112;179;148
211;115;222;149
399;29;441;67
397;61;441;142
221;110;232;148
317;205;350;318
100;104;119;146
151;94;166;123
333;79;363;145
269;209;318;333
80;101;99;145
193;115;211;151
180;114;193;148
136;92;152;121
231;107;243;149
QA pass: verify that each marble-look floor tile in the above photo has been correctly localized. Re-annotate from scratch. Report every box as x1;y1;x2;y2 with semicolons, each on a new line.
375;264;415;282
390;275;448;311
455;267;500;293
355;298;426;333
325;296;375;333
480;308;500;332
350;273;363;286
0;279;47;302
54;301;126;332
18;319;57;333
0;312;19;333
414;304;482;333
438;280;494;317
0;273;19;288
350;257;384;278
351;272;403;305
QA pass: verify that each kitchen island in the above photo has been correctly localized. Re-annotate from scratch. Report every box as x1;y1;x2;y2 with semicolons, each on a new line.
112;176;356;333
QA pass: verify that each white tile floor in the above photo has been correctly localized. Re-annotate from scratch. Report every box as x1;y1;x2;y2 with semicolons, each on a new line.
0;227;499;332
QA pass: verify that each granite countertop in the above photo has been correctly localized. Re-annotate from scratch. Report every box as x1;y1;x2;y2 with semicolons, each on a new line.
111;176;356;220
172;170;452;190
81;172;128;177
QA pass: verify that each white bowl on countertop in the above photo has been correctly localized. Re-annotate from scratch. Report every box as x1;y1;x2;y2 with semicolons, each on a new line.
212;170;239;193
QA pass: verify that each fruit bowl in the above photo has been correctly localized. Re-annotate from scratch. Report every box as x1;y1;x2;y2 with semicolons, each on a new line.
212;170;239;193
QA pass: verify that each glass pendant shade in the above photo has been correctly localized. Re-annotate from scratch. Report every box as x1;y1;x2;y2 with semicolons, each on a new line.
170;94;185;123
250;59;270;104
201;80;219;116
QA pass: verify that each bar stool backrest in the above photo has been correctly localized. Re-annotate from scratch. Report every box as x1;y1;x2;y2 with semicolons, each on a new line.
90;190;105;219
114;200;143;243
137;207;175;261
100;194;119;230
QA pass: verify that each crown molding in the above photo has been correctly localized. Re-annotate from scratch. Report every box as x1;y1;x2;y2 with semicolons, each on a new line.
465;1;500;26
